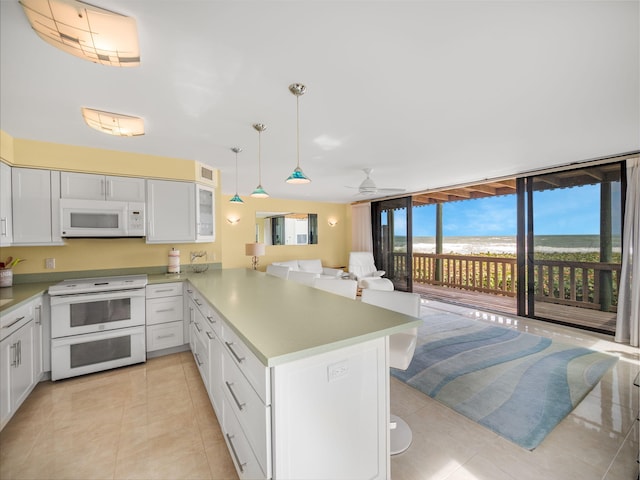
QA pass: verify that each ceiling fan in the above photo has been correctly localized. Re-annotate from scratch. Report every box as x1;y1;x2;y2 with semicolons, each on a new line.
347;168;406;196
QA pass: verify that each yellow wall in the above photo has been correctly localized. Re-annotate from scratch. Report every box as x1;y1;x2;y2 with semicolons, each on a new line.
1;131;352;275
221;195;349;270
0;130;14;163
12;137;195;181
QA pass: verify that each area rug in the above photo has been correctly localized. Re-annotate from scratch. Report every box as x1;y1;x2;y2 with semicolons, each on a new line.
392;313;618;450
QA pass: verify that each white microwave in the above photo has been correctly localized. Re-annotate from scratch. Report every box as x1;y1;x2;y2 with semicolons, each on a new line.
60;199;145;237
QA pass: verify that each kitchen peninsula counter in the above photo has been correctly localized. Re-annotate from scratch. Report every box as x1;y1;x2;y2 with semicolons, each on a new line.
183;268;421;367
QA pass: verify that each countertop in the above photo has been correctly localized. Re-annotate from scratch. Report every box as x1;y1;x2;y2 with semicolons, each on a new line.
185;268;421;367
1;268;422;369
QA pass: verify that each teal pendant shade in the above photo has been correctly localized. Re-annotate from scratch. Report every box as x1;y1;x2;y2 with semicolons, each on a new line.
229;147;244;204
286;83;311;185
251;185;269;198
251;123;269;198
286;166;310;184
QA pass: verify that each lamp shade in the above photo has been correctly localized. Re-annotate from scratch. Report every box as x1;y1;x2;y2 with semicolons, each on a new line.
245;243;266;257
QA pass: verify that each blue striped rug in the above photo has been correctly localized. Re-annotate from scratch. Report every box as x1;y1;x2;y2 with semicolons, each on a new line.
392;313;618;450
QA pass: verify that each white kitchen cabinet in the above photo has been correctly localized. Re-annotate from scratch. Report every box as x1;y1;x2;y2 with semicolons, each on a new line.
11;168;62;245
0;302;36;430
146;179;196;243
146;283;184;352
32;297;44;382
61;172;145;202
196;184;215;243
0;162;12;246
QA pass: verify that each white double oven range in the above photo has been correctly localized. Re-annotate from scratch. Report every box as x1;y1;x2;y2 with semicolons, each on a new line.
48;274;147;381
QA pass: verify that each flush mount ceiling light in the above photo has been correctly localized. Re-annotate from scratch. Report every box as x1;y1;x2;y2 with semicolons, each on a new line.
229;147;244;204
286;83;311;184
81;107;144;136
19;0;140;67
250;123;269;199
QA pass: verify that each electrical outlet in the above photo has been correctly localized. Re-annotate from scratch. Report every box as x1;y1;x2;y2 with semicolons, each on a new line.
45;258;55;269
327;360;349;382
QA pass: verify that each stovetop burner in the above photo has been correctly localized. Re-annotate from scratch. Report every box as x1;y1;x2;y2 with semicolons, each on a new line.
48;274;148;296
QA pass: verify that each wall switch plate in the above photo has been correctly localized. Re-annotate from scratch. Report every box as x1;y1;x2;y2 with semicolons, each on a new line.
45;258;55;269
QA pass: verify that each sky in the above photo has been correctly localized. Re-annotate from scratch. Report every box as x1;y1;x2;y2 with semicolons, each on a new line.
407;183;620;237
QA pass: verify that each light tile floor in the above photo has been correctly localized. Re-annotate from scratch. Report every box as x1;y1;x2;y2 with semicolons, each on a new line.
0;300;638;480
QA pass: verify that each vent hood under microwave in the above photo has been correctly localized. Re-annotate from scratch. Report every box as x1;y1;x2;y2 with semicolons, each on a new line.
60;199;145;238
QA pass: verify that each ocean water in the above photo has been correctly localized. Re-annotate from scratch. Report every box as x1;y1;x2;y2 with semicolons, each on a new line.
409;235;621;255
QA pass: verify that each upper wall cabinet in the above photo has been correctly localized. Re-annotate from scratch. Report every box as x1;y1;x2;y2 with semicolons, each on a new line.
146;179;196;243
196;184;215;243
61;172;145;202
146;180;215;244
12;168;63;245
0;163;12;247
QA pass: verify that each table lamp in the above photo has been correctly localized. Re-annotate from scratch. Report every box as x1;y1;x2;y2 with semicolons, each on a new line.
245;243;266;270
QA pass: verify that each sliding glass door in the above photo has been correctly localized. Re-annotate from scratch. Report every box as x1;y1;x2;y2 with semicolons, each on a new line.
524;163;623;333
372;197;413;291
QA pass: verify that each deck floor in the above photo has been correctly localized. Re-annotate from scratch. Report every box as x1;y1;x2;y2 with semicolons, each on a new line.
412;282;617;334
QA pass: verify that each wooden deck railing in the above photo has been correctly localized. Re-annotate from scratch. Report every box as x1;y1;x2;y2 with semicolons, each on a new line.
399;253;621;312
410;253;517;296
532;259;621;312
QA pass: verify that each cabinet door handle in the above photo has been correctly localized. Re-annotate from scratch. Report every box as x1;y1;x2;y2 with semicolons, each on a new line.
155;308;175;313
225;434;247;473
2;316;25;330
35;305;42;325
17;340;21;366
225;381;246;411
225;342;245;363
206;331;214;340
154;288;173;293
194;322;202;333
10;343;17;367
206;315;216;324
194;299;203;306
157;334;175;340
186;289;193;294
1;217;6;236
194;353;203;366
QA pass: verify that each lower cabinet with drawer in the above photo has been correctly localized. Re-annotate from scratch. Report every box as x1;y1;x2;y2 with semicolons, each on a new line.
1;300;37;430
146;282;184;352
186;281;389;480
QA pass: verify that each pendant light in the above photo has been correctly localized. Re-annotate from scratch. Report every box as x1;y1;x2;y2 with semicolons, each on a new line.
229;147;244;204
286;83;311;184
250;123;269;198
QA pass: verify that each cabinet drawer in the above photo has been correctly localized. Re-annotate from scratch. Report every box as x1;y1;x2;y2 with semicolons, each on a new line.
1;303;34;342
223;347;271;476
146;321;184;351
223;326;270;405
146;296;183;325
146;282;183;299
223;398;268;480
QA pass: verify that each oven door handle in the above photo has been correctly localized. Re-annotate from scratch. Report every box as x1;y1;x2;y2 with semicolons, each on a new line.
50;288;146;305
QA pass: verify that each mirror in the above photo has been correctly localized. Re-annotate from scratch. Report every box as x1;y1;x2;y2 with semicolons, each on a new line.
256;212;318;245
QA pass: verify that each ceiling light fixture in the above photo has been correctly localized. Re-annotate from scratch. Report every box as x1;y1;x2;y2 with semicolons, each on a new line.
229;147;244;204
286;83;311;184
81;107;144;136
250;123;269;198
19;0;140;67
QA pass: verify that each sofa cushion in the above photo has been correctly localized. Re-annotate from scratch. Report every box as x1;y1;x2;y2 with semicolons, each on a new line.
274;260;300;271
298;259;323;274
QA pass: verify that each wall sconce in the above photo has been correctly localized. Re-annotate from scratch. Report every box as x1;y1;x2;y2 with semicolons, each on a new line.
328;218;338;227
226;216;240;225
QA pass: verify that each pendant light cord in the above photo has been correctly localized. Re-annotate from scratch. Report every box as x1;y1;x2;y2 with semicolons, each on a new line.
234;151;239;193
258;130;263;183
296;94;300;168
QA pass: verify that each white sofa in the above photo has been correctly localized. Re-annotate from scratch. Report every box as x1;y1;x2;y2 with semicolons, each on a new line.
271;259;344;279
